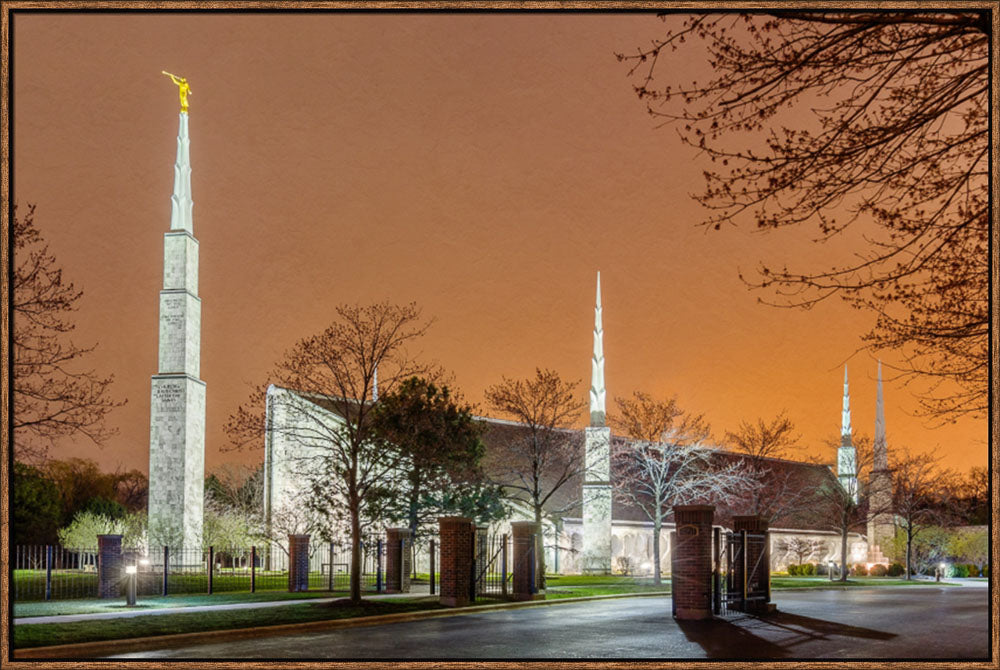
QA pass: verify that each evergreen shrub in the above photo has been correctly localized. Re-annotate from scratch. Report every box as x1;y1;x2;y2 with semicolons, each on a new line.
869;564;888;577
887;562;904;577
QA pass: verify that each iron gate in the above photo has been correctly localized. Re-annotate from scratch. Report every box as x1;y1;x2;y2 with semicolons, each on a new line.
715;529;769;616
473;532;510;600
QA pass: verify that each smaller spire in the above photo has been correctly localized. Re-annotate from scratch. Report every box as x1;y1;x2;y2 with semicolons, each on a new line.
589;271;606;426
841;365;852;440
874;360;887;470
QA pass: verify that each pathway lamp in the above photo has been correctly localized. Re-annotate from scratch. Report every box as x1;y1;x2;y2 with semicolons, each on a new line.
938;562;946;582
125;564;137;606
829;561;835;582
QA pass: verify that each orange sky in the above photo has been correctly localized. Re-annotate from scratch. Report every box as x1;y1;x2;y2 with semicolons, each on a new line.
10;12;988;477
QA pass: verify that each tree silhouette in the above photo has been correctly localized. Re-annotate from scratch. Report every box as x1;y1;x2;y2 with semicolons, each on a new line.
12;204;123;460
226;301;434;603
484;368;584;588
619;13;989;420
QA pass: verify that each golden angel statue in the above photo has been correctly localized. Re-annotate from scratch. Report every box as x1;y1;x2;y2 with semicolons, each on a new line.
162;71;192;113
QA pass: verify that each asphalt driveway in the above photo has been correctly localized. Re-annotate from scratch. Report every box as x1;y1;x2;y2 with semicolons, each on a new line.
104;585;990;660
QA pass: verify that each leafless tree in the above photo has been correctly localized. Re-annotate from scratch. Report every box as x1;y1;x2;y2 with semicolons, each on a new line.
483;368;585;588
12;204;124;461
723;412;812;522
775;536;829;567
611;392;755;585
618;13;989;420
891;450;958;579
225;301;434;603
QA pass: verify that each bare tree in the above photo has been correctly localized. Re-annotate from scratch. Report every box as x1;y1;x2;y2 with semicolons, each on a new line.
611;392;755;585
891;450;957;579
775;536;829;567
484;368;585;587
12;204;124;461
618;13;988;419
205;464;265;533
724;412;811;522
225;301;433;603
953;465;988;525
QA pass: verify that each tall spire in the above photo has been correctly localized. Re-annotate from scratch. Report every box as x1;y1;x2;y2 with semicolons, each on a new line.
589;271;606;426
840;365;852;441
372;364;378;403
148;90;206;552
874;360;887;470
169;112;194;233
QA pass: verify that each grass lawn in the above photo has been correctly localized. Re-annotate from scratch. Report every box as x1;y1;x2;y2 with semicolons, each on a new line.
14;597;445;649
14;590;343;618
771;576;959;588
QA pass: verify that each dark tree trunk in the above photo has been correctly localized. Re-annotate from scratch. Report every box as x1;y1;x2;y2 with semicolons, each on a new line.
652;517;662;586
839;526;849;582
349;497;362;603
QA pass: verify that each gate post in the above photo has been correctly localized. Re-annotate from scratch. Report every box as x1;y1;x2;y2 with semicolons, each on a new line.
438;517;474;607
732;515;772;614
429;539;436;595
511;521;543;601
97;534;123;599
385;528;412;593
712;526;721;616
288;534;310;592
670;505;715;620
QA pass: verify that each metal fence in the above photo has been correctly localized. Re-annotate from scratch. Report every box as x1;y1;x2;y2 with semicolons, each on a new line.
13;538;387;602
474;532;510;600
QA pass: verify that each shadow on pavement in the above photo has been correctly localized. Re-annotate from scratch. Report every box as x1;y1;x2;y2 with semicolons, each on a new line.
677;611;896;659
676;618;792;658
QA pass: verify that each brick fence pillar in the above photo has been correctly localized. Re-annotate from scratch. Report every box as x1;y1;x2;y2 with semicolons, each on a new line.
288;534;310;592
670;505;714;620
732;515;771;613
511;521;542;601
97;534;123;599
385;528;413;594
438;517;474;607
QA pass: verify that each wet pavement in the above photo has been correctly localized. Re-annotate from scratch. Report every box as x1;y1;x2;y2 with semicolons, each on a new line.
107;585;990;660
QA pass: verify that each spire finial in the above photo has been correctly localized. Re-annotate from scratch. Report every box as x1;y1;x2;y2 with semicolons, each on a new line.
590;271;606;426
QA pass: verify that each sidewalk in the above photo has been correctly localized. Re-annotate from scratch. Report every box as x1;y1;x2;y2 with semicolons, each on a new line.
15;590;432;626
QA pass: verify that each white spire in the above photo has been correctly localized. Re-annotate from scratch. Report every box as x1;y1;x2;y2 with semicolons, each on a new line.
841;365;852;439
372;364;378;403
169;112;194;233
874;360;887;470
589;271;606;426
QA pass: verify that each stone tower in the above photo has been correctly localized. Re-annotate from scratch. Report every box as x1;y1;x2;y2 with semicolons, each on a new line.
867;360;893;563
582;271;612;573
837;366;858;503
147;109;205;551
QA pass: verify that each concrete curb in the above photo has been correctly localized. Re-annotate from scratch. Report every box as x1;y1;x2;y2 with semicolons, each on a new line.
13;591;672;659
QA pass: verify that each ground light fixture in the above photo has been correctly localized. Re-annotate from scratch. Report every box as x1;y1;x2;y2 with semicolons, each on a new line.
829;561;836;581
125;564;137;606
